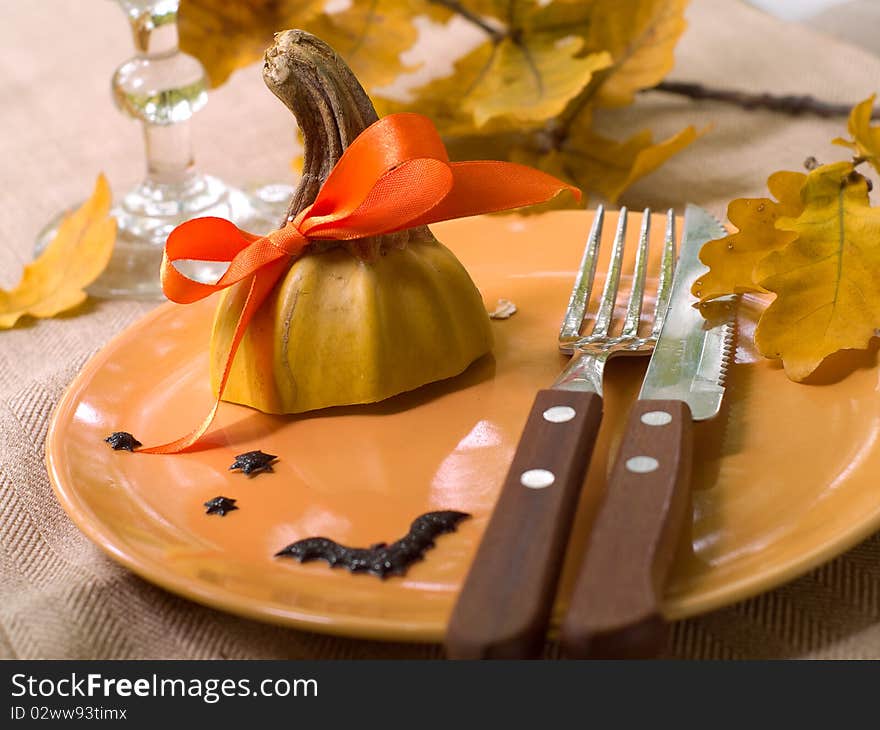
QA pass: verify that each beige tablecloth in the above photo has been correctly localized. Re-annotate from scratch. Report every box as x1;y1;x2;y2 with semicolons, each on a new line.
2;0;880;659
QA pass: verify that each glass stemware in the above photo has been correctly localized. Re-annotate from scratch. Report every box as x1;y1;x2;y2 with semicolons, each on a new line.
35;0;294;299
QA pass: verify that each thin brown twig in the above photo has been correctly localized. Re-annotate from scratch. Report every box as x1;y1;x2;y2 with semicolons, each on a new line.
428;0;505;42
648;80;879;119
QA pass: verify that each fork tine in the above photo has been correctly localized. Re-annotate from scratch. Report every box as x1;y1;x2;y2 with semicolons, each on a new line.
559;204;604;343
591;207;628;338
621;209;651;338
651;209;677;337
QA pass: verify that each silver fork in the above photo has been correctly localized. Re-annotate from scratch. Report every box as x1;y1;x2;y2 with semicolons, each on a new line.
446;205;678;660
556;206;677;389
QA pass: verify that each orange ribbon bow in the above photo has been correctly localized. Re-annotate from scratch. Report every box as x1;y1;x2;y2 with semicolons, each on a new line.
140;112;579;454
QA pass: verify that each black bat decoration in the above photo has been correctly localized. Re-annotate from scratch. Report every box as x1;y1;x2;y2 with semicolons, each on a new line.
275;510;470;578
229;450;278;476
105;431;142;451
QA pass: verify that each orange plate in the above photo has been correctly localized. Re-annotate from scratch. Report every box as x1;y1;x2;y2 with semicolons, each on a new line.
46;210;880;642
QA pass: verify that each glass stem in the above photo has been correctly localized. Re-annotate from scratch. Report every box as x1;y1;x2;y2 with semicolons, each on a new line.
131;3;196;188
143;119;196;187
113;0;204;193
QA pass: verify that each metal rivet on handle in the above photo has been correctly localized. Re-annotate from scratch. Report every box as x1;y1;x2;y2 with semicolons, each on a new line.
641;410;672;426
543;405;576;423
520;469;555;489
626;456;659;474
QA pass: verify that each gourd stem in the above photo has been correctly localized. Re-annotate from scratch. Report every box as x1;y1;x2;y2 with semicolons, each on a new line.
262;31;378;224
261;30;428;256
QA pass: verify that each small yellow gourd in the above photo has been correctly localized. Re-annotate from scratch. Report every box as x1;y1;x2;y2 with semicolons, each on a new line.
209;31;492;414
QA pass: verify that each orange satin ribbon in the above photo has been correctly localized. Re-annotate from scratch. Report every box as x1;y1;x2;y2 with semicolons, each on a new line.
139;112;580;454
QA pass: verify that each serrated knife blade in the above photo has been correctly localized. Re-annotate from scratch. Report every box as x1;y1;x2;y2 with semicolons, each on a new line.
638;204;736;420
561;204;738;659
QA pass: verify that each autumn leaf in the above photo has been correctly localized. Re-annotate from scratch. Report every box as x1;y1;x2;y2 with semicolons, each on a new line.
556;123;702;203
581;0;689;108
753;162;880;381
0;175;116;328
697;96;880;381
294;1;422;91
179;0;314;88
693;170;806;303
451;37;610;128
179;0;418;90
395;6;611;131
445;117;699;205
181;0;694;203
381;0;694;199
833;94;880;176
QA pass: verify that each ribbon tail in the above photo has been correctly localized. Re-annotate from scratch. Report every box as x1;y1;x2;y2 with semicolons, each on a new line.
138;259;290;455
403;160;581;228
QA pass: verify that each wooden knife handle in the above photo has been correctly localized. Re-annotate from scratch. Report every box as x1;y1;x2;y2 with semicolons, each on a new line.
560;399;693;659
445;389;602;659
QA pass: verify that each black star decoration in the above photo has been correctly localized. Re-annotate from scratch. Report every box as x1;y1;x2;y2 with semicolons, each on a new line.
204;496;238;516
229;450;278;476
104;431;142;451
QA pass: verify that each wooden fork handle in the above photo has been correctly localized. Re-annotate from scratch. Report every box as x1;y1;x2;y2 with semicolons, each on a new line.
561;399;693;659
445;389;602;659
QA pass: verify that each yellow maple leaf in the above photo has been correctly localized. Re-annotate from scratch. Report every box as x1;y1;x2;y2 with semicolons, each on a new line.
178;0;418;90
693;170;806;303
0;175;116;328
832;94;880;176
753;161;880;381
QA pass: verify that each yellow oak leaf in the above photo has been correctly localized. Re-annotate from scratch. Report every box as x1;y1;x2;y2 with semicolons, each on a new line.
399;32;610;131
178;0;417;90
582;0;689;108
179;1;316;88
753;161;880;381
693;170;806;303
465;38;611;128
0;175;116;328
444;116;699;206
549;123;702;203
425;0;687;115
187;1;693;206
297;2;422;91
832;94;880;176
441;127;528;163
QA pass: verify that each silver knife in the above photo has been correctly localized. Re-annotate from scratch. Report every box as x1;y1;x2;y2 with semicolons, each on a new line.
560;204;736;659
